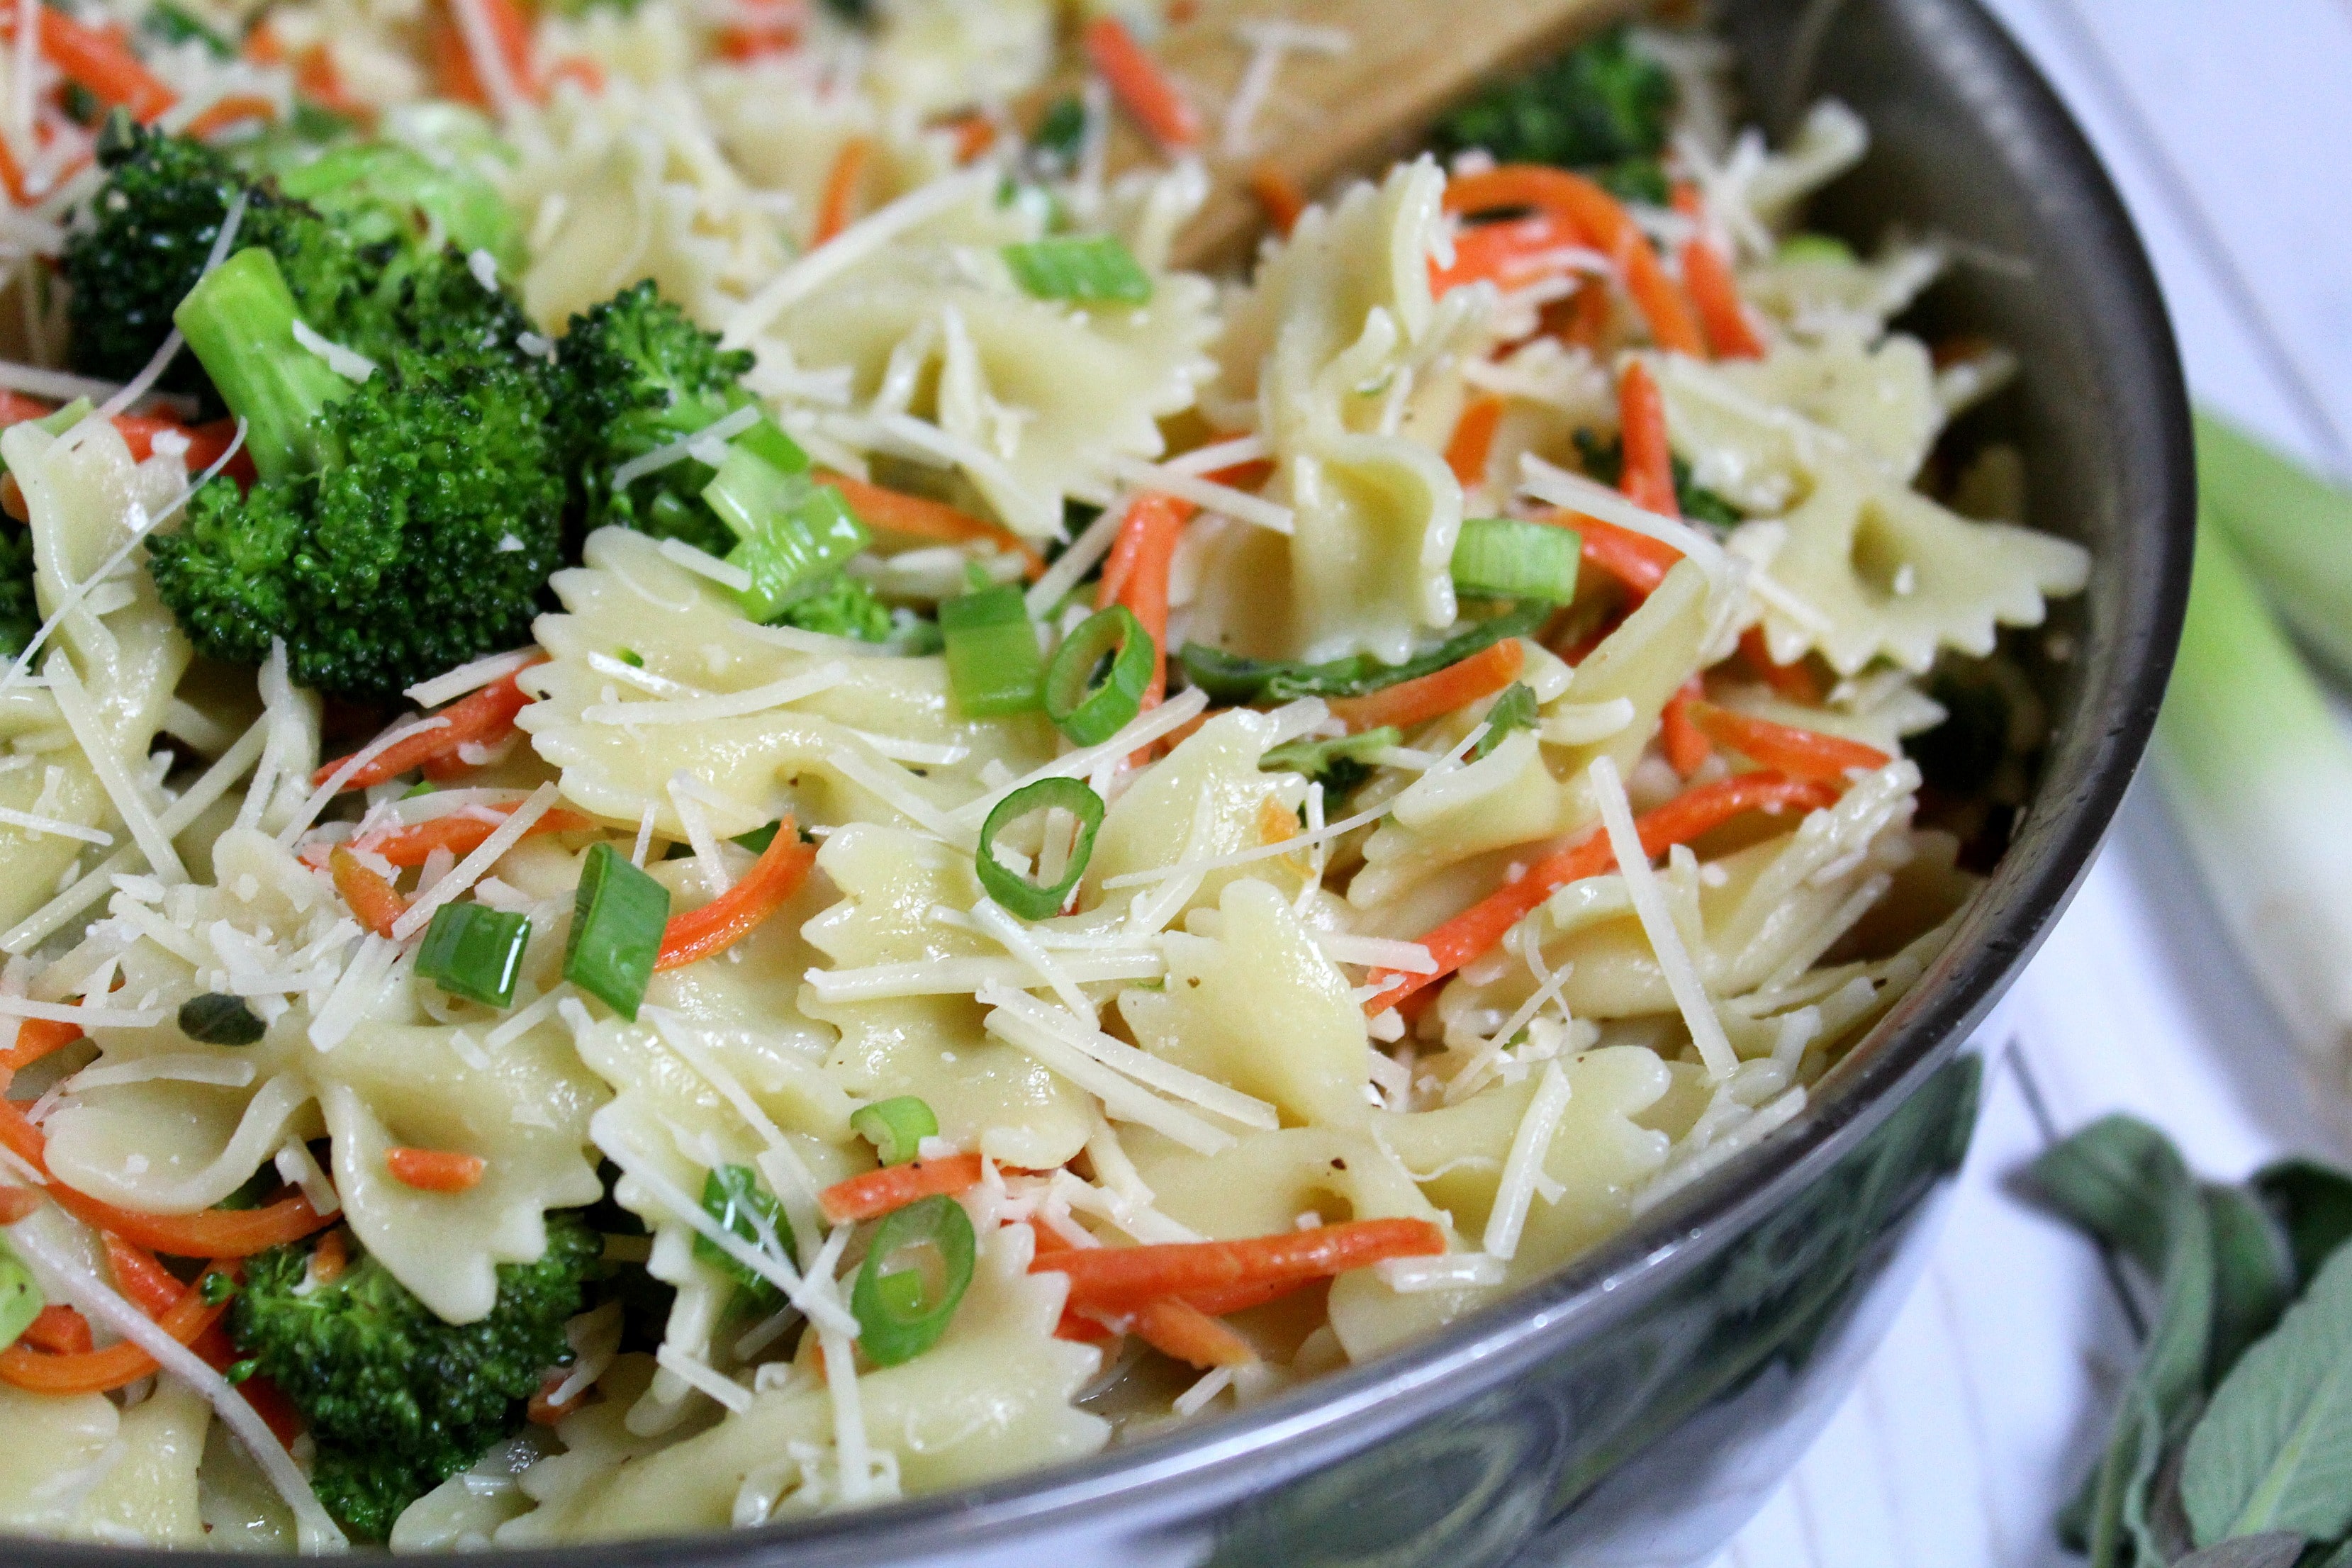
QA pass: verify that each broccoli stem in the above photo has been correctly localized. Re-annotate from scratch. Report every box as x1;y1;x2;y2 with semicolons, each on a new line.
174;247;354;483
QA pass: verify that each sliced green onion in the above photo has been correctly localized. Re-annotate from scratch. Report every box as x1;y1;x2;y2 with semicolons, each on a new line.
977;777;1104;919
1045;605;1153;745
1260;727;1401;795
695;1163;796;1309
1001;236;1153;304
735;418;810;477
733;821;780;854
34;398;91;437
851;1096;938;1166
940;584;1045;717
1451;517;1580;602
0;1241;42;1353
179;992;266;1046
417;903;532;1008
563;842;671;1021
2196;412;2352;685
1776;233;1857;264
707;455;873;622
1180;600;1550;704
402;780;437;800
1472;683;1540;759
851;1194;975;1366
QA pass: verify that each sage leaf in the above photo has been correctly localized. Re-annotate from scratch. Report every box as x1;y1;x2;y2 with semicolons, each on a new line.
2171;1533;2305;1568
2207;1184;2297;1378
2253;1158;2352;1289
2183;1241;2352;1546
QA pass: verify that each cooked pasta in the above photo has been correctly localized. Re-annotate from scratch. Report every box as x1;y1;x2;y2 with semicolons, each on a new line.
0;0;2086;1550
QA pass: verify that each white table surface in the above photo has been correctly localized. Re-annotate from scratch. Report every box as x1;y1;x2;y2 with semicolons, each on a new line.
1722;1;2352;1564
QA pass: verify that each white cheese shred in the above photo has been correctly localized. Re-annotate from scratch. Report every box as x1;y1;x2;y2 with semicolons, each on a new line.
1588;755;1739;1079
1482;1059;1572;1260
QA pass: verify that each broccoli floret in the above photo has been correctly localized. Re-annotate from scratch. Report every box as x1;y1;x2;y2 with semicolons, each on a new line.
0;523;36;660
776;573;895;642
556;279;757;556
230;1214;600;1543
1435;25;1676;202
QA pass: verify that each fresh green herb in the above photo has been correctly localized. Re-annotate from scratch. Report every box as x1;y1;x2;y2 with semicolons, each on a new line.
851;1096;938;1167
1260;727;1402;796
415;903;532;1008
179;991;267;1046
941;583;1046;717
1002;236;1153;304
1433;24;1674;203
562;843;670;1021
1045;605;1153;744
401;780;437;800
1180;600;1548;705
144;1;237;57
2253;1160;2352;1289
1572;429;1742;531
224;1357;258;1384
60;83;103;128
694;1163;795;1309
1472;683;1540;759
1033;96;1087;164
1451;516;1581;602
0;1239;41;1353
618;649;645;668
851;1194;975;1366
733;821;782;855
976;777;1104;920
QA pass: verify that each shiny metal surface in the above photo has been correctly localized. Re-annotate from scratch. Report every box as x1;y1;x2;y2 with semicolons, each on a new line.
11;0;2190;1561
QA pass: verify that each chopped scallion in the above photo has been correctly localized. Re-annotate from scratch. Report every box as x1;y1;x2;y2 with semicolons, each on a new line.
1045;605;1153;745
1001;236;1153;304
850;1194;975;1366
941;584;1045;717
416;903;532;1008
717;474;872;623
735;418;810;476
695;1163;796;1309
1472;683;1540;758
1451;517;1580;603
977;776;1105;919
1260;727;1402;795
563;842;671;1021
851;1096;938;1166
0;1240;40;1353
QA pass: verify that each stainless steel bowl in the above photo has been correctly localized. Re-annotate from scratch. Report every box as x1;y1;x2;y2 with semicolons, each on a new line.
14;0;2191;1562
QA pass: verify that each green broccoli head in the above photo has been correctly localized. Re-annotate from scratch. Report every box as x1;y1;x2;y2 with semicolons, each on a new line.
776;572;895;642
0;523;37;661
230;1212;600;1542
1435;25;1676;202
557;279;756;556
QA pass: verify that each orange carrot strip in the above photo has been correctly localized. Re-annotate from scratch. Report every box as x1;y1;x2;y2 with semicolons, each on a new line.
0;1267;230;1394
1248;161;1306;236
1617;359;1679;518
1430;213;1579;295
330;846;408;938
0;390;44;429
1445;394;1506;489
657;821;816;970
21;1303;91;1353
548;54;604;91
1573;514;1680;597
183;94;276;140
476;0;539;96
4;1017;81;1075
340;805;593;870
308;1228;347;1285
1034;1219;1445;1311
47;1186;335;1258
1445;166;1703;356
1660;677;1710;778
1084;15;1199;150
1362;773;1842;1012
385;1147;486;1193
312;665;542;791
1739;625;1821;703
0;129;24;206
944;112;996;163
9;6;177;121
429;17;482;106
1555;276;1611;349
0;1094;43;1175
819;1152;986;1225
1326;637;1524;735
1687;702;1891;783
242;21;284;62
1055;1309;1115;1344
1133;1297;1254;1368
817;470;1045;578
104;1235;185;1317
0;1185;40;1224
1681;235;1764;359
1097;493;1193;710
812;135;871;246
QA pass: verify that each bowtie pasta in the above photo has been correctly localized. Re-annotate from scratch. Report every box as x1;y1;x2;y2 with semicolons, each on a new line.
0;0;2083;1551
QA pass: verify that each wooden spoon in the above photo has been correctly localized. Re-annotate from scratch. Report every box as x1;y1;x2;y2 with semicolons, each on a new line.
1058;0;1636;271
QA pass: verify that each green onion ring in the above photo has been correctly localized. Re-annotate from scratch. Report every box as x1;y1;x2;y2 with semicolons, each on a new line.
851;1194;975;1366
1045;605;1153;746
850;1096;939;1167
976;777;1105;920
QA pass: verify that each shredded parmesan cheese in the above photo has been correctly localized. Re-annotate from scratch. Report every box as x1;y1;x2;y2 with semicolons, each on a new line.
1482;1060;1572;1260
1589;756;1737;1078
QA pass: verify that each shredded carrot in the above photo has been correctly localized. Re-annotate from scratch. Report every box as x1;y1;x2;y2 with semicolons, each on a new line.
1084;15;1199;150
429;0;537;111
0;1184;39;1224
546;55;605;92
1055;1309;1115;1344
1687;702;1891;783
819;1152;985;1225
385;1146;486;1193
817;471;1045;578
1616;359;1678;518
528;1366;588;1424
812;135;872;246
21;1304;91;1354
1672;182;1764;360
330;846;408;938
183;94;276;140
1362;773;1843;1012
4;4;177;121
1738;625;1820;703
1248;161;1306;236
1572;513;1680;597
1430;213;1579;295
943;112;996;163
50;1187;336;1258
429;18;481;105
289;39;369;119
1133;1297;1255;1368
312;663;542;792
1097;492;1194;711
329;803;593;871
0;134;25;206
1660;677;1710;777
0;389;48;427
105;1235;184;1317
715;1;799;62
309;1228;348;1286
1034;1219;1445;1311
0;1094;43;1175
0;1265;231;1394
1445;394;1506;489
4;1017;80;1075
5;390;254;483
1554;276;1613;349
1445;166;1704;357
1326;637;1524;735
474;0;539;98
242;21;285;63
657;820;817;970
